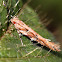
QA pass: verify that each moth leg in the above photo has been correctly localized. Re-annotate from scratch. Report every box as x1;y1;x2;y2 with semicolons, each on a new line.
19;33;23;46
17;30;24;46
20;36;23;46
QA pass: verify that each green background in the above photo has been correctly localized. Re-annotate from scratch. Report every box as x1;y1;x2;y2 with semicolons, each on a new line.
0;0;62;62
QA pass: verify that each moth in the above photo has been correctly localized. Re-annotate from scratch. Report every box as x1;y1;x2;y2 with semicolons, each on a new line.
11;16;61;52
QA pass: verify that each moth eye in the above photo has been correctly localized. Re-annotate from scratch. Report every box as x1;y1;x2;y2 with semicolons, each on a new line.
13;21;16;24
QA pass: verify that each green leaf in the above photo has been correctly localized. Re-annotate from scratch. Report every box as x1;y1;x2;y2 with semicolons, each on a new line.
0;1;62;62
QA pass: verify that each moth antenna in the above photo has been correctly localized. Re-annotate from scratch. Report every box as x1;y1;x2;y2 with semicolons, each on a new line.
4;0;20;21
17;0;31;17
24;5;43;23
14;0;20;8
11;0;20;15
14;8;21;17
19;35;23;46
25;15;38;22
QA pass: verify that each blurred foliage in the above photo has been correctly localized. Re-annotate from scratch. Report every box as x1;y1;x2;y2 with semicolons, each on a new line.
0;0;62;62
29;0;62;30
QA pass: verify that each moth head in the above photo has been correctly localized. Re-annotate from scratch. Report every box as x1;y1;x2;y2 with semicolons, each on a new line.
11;16;19;24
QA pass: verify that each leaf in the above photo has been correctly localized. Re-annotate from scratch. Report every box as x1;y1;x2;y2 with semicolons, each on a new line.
0;0;62;62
